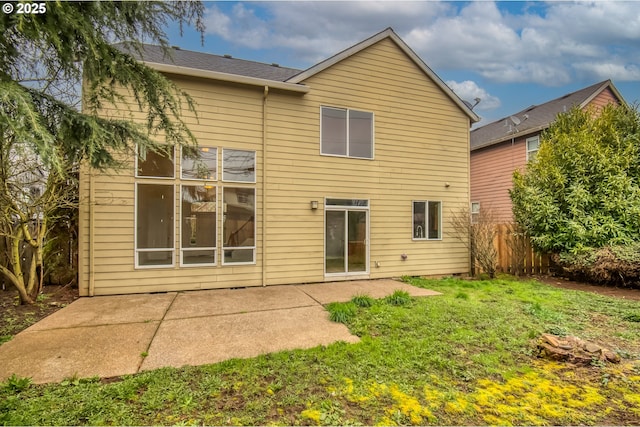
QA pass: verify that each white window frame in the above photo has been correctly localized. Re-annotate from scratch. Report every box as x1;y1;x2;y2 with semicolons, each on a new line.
180;184;218;267
324;198;370;277
181;146;218;181
222;186;257;265
526;136;540;161
320;106;374;160
471;202;480;224
134;182;176;268
412;200;442;241
222;148;256;183
135;145;176;179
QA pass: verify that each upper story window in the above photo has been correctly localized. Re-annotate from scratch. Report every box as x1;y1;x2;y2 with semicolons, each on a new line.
182;146;217;180
137;146;175;178
321;106;374;159
222;149;256;183
526;136;540;161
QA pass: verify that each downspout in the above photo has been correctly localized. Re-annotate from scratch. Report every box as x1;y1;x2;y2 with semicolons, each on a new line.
262;85;269;286
89;168;95;296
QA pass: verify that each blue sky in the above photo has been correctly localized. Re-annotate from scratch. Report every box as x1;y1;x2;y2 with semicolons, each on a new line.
166;1;640;126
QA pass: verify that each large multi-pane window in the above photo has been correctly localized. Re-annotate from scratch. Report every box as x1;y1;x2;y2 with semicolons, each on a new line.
321;106;374;159
412;201;442;240
135;145;255;268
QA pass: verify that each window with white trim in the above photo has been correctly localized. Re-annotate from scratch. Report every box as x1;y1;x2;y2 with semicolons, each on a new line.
181;185;217;266
135;146;176;267
223;187;256;264
223;149;256;182
182;146;217;180
412;201;442;240
321;106;373;159
471;202;480;224
526;136;540;161
135;145;256;268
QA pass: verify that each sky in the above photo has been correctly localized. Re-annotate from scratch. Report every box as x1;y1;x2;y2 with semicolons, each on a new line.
165;0;640;126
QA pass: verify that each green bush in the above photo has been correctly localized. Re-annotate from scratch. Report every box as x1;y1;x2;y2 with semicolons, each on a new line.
326;302;357;324
554;243;640;288
510;105;640;254
384;290;412;306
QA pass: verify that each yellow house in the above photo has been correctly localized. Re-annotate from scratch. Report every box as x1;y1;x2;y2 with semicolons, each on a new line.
78;28;479;296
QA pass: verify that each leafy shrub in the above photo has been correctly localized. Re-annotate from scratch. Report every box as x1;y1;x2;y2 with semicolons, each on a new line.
511;105;640;254
554;243;640;288
2;374;31;392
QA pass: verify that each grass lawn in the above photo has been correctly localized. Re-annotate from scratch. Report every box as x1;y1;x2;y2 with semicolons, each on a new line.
1;276;640;425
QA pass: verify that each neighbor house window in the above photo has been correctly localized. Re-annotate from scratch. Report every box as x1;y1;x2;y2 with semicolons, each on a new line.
223;187;256;264
471;202;480;224
181;185;217;266
182;146;217;180
136;183;175;267
526;136;540;161
321;106;373;159
222;149;256;182
412;201;442;240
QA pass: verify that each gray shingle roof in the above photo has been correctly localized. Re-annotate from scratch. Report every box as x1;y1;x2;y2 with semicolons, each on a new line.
113;43;302;82
471;80;622;151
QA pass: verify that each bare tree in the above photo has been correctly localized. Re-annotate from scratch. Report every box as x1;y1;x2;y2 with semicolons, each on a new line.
449;206;498;278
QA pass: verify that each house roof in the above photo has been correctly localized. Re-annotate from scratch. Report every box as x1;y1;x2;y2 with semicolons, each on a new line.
114;28;479;122
287;27;479;123
470;80;625;151
113;42;302;82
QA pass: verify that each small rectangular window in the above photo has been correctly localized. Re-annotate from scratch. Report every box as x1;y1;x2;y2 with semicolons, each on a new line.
471;202;480;224
137;146;175;178
181;185;217;266
413;200;441;240
526;136;540;161
222;149;256;183
223;187;256;264
321;106;373;159
136;183;174;266
182;146;217;180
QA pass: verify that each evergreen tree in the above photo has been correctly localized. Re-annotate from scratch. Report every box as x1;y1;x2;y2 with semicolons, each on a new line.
0;1;204;303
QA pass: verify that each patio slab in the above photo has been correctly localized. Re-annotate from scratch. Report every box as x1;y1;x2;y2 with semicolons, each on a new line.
165;285;316;320
141;306;359;371
297;279;441;304
0;323;158;384
26;292;177;331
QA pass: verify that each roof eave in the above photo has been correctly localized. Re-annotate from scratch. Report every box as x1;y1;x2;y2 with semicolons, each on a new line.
145;61;310;94
471;124;549;151
287;28;479;123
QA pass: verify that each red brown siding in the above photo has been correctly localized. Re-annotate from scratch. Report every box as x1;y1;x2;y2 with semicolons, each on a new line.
470;135;529;222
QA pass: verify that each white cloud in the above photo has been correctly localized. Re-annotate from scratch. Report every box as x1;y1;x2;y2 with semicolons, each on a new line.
202;1;640;86
446;80;501;111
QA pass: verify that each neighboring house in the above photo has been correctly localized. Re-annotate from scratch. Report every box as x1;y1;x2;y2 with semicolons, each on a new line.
470;80;625;223
78;28;479;296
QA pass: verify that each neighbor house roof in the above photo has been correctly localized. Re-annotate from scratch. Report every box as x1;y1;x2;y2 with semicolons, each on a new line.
470;80;625;151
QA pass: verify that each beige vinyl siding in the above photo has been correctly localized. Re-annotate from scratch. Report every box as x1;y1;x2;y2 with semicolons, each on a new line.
80;36;472;296
264;37;470;284
80;80;268;295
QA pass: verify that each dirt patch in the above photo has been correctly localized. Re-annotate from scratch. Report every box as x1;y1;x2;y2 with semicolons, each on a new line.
0;284;78;340
534;275;640;301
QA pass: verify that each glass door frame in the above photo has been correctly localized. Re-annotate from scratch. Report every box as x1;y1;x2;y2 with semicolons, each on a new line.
324;198;370;278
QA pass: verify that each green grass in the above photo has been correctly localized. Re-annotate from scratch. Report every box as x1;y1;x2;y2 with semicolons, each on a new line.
2;277;639;425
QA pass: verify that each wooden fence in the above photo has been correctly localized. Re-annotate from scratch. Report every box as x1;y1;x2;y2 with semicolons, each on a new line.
492;223;550;275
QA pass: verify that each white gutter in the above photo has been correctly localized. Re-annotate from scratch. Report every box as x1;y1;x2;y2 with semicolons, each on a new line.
145;62;310;94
